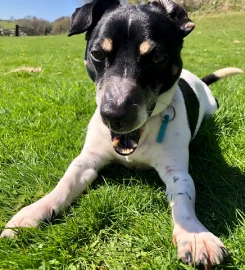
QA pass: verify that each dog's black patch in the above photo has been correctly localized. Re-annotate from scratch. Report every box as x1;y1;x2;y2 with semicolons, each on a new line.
178;78;200;138
215;97;219;109
185;192;192;200
202;73;219;86
68;0;194;136
173;176;179;183
177;192;192;200
202;73;219;108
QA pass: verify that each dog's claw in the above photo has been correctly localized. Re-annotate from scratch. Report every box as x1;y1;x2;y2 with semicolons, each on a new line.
201;253;209;265
49;208;56;221
184;252;192;264
220;246;229;257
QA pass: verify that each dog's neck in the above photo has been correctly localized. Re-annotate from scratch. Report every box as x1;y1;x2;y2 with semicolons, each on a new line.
150;81;177;117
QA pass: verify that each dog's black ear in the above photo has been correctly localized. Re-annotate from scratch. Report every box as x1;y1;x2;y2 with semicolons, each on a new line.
148;0;195;37
68;0;121;37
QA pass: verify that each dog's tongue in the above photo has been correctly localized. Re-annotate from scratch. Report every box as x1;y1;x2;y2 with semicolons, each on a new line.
111;129;140;156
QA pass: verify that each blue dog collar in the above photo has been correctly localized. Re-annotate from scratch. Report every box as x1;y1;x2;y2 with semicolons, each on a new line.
156;105;175;143
156;114;170;143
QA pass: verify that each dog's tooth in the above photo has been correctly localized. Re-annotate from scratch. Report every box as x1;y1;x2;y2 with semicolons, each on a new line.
125;156;133;163
112;138;120;147
131;140;138;148
121;148;133;155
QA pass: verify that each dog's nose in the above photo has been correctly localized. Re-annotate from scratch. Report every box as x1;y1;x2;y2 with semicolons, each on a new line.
100;96;139;132
100;105;132;131
108;119;127;130
100;77;142;132
112;120;127;129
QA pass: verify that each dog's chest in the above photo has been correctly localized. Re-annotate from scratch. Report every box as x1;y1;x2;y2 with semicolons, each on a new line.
114;115;174;169
113;97;192;170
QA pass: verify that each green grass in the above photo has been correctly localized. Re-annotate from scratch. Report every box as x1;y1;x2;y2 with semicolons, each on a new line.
0;12;245;270
0;20;16;29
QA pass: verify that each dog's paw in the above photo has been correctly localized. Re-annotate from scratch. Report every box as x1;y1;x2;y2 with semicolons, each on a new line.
1;203;51;238
173;225;228;266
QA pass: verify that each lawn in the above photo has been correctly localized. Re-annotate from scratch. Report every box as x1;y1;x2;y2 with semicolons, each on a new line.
0;11;245;270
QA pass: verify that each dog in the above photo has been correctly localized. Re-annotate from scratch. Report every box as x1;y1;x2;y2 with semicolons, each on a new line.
1;0;243;266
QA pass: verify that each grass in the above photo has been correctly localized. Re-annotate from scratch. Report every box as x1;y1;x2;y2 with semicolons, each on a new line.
0;11;245;270
0;20;16;29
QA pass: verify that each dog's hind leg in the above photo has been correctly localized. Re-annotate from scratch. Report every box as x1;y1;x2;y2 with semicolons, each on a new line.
155;150;228;266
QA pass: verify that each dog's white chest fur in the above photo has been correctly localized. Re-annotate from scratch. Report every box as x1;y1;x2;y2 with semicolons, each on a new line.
114;86;190;168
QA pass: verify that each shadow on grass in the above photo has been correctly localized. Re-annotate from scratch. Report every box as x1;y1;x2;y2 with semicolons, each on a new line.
86;117;244;269
189;118;245;237
93;117;245;237
5;117;243;269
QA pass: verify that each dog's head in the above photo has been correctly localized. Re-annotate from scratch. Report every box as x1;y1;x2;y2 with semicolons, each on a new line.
69;0;194;155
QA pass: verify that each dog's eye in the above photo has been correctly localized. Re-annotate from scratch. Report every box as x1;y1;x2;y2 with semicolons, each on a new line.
152;55;166;64
91;51;106;61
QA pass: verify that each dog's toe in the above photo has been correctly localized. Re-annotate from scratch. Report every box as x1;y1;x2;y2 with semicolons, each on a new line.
1;203;51;238
174;226;227;266
1;228;18;239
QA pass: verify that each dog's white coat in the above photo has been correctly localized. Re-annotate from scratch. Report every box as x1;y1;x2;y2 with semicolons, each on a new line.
2;68;241;265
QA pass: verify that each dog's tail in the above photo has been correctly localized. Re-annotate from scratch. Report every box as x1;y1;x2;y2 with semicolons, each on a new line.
202;67;243;86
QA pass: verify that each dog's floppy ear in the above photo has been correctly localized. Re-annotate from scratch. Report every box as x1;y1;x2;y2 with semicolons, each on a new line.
68;0;121;37
148;0;195;37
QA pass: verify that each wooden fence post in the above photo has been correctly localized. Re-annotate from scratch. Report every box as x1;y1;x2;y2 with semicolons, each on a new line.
15;25;19;36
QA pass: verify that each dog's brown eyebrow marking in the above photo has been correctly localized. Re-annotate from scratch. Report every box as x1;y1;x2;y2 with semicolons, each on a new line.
139;40;153;55
102;38;113;52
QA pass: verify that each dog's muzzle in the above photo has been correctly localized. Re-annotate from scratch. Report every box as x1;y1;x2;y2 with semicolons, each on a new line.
100;77;144;156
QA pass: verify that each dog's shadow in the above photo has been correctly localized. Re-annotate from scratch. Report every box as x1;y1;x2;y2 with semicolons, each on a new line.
95;117;245;238
189;117;245;237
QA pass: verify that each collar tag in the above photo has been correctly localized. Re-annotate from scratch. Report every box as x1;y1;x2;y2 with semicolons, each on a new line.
156;114;170;143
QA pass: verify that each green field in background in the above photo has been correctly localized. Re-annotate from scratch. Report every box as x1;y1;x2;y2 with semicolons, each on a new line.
0;12;245;270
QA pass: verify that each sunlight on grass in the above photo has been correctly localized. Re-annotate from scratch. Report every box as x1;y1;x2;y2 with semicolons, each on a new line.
0;12;245;269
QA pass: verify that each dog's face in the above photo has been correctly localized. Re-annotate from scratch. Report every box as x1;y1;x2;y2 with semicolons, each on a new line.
69;0;194;155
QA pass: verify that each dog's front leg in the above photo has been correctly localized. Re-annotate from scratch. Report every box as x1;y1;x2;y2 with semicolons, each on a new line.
1;150;110;238
156;155;228;266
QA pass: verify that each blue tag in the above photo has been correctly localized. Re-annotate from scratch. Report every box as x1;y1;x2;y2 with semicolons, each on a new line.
156;114;170;143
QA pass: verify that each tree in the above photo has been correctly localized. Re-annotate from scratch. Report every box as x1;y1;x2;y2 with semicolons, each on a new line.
51;17;71;35
16;16;52;35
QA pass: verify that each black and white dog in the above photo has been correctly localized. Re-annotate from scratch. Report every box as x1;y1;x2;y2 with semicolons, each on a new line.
1;0;243;266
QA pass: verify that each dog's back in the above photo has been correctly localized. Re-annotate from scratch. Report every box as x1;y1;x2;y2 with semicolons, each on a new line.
179;68;243;138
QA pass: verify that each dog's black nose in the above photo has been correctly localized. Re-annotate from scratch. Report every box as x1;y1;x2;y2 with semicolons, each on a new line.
100;77;142;132
112;120;127;129
107;118;127;131
100;104;135;131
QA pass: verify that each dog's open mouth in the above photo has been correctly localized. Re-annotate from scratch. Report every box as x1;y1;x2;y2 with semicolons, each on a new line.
111;128;142;156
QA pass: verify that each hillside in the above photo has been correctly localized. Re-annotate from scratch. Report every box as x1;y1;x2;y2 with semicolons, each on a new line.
183;0;245;12
0;20;15;29
127;0;245;11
